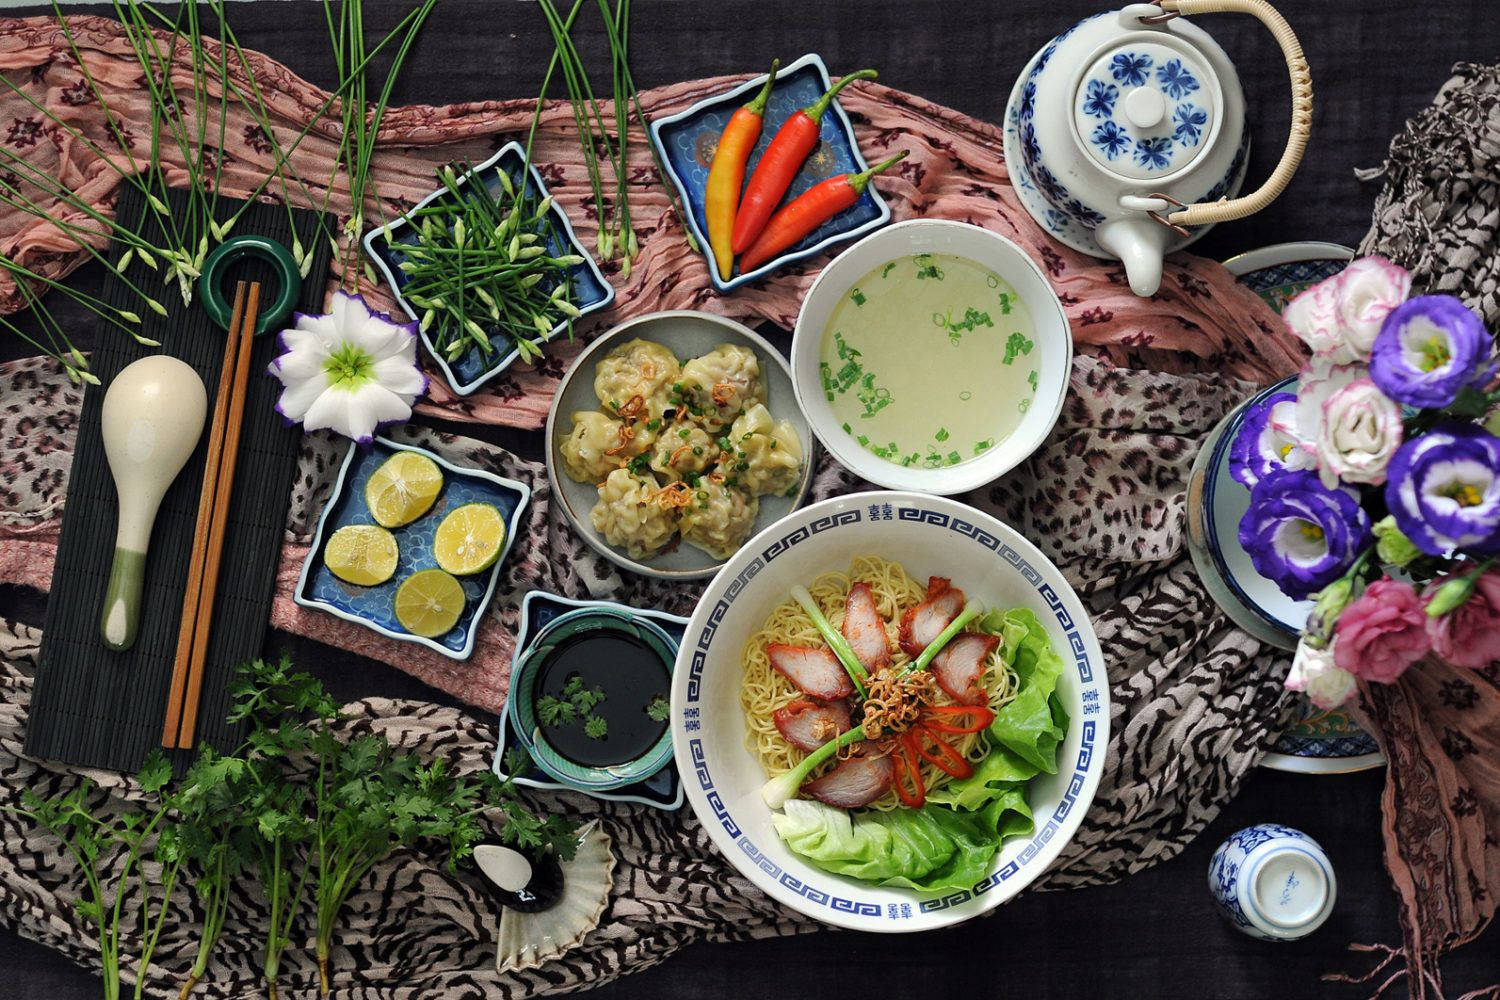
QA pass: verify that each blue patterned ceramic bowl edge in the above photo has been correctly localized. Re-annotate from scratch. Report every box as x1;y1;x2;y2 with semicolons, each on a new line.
292;437;531;660
361;141;616;397
508;606;678;790
648;52;893;294
495;591;688;809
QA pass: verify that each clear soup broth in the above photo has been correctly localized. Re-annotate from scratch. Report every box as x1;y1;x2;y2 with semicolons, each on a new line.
819;252;1038;469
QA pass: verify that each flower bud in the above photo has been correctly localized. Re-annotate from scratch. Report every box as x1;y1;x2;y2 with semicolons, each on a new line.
1306;577;1356;644
1373;515;1421;568
1426;576;1475;618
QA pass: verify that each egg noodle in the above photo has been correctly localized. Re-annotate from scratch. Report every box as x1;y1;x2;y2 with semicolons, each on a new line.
740;555;1019;810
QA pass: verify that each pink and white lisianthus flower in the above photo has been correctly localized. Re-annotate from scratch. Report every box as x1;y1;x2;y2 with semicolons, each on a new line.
1286;637;1358;708
1335;255;1412;359
1283;278;1351;362
1314;377;1404;487
269;292;427;443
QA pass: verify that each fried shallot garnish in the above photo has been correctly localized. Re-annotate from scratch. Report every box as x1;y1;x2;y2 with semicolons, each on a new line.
653;481;693;509
603;420;637;456
616;393;646;419
712;381;737;407
860;669;937;741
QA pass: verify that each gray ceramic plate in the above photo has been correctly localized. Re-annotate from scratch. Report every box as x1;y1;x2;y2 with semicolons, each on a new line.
545;310;816;580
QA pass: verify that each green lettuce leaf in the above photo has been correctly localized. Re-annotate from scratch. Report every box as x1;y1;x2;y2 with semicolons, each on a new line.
772;799;1008;892
977;608;1067;774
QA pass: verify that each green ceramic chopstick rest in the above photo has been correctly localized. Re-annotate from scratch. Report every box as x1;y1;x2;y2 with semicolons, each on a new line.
99;355;208;652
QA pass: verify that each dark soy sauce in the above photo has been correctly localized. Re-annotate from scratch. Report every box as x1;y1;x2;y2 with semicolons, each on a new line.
534;631;669;768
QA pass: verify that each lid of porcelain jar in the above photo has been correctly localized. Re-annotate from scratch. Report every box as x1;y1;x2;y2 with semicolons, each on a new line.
1072;38;1220;181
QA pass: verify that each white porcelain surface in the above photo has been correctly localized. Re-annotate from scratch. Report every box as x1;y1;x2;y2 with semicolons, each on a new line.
1007;4;1250;294
670;491;1109;932
1209;824;1336;941
790;220;1071;495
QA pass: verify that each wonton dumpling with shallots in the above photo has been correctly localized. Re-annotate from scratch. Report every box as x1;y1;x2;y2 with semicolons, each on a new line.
590;468;677;560
679;483;758;560
648;419;717;480
593;339;681;417
679;343;764;430
559;410;625;483
729;403;802;497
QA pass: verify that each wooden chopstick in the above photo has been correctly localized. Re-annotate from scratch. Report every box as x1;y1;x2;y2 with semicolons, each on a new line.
162;281;246;748
161;281;262;750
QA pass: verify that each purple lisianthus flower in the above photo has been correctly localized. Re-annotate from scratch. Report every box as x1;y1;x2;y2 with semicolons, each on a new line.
1229;391;1313;488
1369;295;1495;408
1384;422;1500;556
1238;468;1372;600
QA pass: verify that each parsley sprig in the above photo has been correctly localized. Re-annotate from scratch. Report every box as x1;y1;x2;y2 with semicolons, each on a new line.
538;675;609;741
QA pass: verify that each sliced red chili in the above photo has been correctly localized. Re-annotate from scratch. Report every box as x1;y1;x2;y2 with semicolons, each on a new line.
909;723;974;780
890;735;926;808
919;703;995;734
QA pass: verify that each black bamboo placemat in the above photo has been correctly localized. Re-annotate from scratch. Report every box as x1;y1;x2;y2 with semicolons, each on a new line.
26;187;332;773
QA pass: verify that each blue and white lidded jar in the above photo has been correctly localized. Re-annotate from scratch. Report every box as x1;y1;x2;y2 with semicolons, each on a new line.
1208;824;1336;941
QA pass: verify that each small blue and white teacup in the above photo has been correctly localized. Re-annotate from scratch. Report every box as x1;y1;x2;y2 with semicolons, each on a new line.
1208;824;1336;941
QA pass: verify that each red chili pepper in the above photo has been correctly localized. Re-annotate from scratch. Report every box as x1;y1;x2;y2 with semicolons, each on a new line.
891;734;926;808
908;723;973;780
738;150;907;272
919;704;996;734
705;59;779;281
730;68;877;254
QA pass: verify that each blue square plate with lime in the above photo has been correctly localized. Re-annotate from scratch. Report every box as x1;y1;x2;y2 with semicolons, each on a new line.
294;438;530;660
362;140;615;397
650;52;893;294
493;590;685;810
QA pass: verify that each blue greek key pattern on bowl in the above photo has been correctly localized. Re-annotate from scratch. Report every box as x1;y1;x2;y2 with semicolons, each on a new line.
681;503;1106;921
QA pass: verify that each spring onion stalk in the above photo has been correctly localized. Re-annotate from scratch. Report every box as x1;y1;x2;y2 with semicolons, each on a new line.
904;602;984;676
761;725;869;809
790;585;869;696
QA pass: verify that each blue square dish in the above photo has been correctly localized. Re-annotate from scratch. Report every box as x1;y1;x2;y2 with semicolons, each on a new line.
650;52;893;294
362;141;615;397
294;438;530;660
493;590;685;810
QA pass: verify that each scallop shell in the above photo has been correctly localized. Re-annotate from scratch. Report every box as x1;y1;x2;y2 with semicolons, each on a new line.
495;820;615;974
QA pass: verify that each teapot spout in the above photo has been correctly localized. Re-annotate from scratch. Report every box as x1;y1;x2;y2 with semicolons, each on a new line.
1094;218;1169;297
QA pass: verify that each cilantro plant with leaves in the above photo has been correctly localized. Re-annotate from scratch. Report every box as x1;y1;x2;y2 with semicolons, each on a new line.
537;675;610;741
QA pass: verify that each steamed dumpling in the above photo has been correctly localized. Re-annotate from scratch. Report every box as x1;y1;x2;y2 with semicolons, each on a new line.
729;403;802;496
593;339;681;414
679;343;765;429
590;468;677;560
559;411;626;483
648;419;717;480
679;483;758;560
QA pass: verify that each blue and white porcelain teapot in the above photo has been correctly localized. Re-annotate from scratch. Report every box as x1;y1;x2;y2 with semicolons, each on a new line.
1005;0;1312;296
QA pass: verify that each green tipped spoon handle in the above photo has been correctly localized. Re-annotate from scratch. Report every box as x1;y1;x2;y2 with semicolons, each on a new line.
98;356;207;652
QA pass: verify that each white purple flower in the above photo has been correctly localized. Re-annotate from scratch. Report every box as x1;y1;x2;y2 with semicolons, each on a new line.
1369;295;1495;408
1335;256;1411;359
1384;423;1500;556
1314;378;1404;487
1230;390;1314;488
1238;468;1372;600
268;291;427;443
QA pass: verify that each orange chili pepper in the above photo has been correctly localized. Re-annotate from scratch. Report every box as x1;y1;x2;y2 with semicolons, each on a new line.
705;59;779;281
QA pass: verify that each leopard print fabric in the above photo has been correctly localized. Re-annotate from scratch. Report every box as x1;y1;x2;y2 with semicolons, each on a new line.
0;352;1296;996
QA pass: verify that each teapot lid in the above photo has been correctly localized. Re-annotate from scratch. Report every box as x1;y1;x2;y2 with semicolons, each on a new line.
1072;37;1219;181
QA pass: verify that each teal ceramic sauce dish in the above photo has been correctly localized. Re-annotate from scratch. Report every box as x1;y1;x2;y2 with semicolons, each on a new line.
508;607;678;791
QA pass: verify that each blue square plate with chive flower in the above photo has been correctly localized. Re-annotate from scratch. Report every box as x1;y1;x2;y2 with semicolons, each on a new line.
650;52;893;294
293;437;530;660
362;141;615;397
493;590;685;810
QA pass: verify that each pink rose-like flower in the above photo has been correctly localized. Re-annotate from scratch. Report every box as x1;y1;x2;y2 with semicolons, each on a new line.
1334;578;1430;683
1283;278;1350;361
1425;571;1500;669
1336;256;1412;358
1315;378;1404;488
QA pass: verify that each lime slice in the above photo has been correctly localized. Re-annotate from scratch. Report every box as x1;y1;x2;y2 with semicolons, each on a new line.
394;568;466;637
365;452;444;528
323;524;399;586
433;503;506;575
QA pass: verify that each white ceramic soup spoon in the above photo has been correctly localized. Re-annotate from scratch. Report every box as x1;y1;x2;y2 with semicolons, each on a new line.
99;355;207;652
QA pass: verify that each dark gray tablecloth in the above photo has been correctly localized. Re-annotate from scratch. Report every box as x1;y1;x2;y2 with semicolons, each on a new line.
3;2;1500;997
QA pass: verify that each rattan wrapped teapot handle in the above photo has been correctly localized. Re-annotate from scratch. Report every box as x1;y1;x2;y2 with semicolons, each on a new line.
1154;0;1312;228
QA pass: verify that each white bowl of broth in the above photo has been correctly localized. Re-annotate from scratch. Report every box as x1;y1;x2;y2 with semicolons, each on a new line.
791;220;1070;495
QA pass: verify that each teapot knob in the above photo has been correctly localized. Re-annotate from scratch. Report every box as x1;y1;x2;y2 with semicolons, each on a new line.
1093;217;1170;297
1122;88;1167;129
